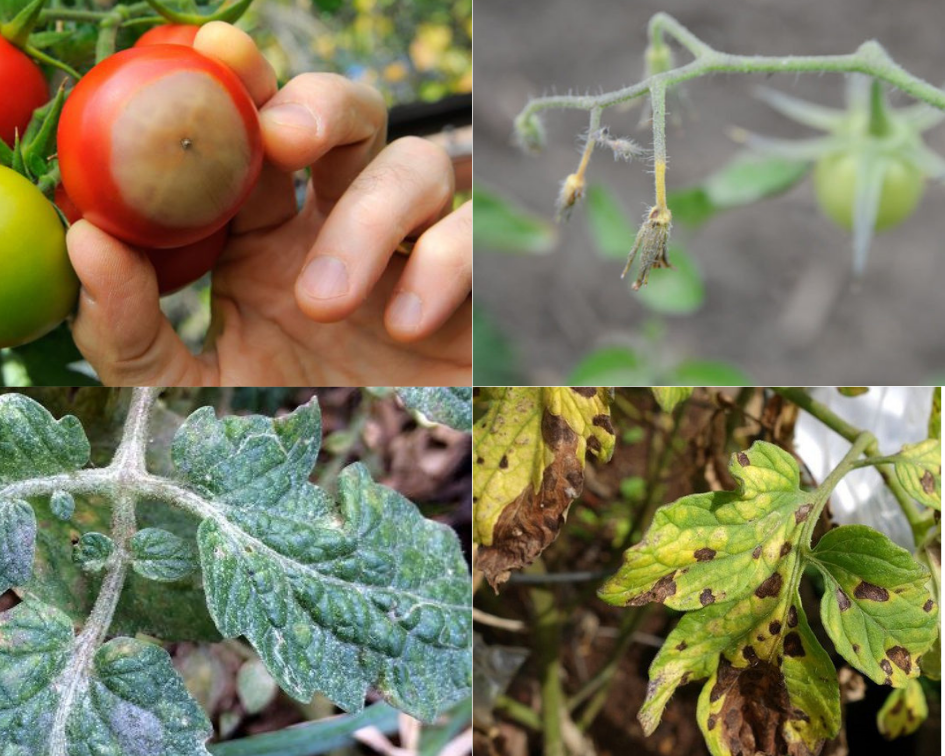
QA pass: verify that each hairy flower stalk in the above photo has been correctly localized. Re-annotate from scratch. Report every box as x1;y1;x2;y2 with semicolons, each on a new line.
622;83;673;288
514;12;945;285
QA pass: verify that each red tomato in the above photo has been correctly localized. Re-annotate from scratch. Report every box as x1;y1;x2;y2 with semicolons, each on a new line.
58;45;262;249
55;183;227;295
146;225;228;295
0;37;48;147
135;24;200;48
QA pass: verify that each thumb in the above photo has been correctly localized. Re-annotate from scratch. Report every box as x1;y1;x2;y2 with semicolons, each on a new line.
67;221;209;385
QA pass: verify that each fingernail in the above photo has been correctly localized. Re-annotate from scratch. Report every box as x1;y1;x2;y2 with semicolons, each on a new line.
388;291;423;332
300;256;349;300
261;103;318;132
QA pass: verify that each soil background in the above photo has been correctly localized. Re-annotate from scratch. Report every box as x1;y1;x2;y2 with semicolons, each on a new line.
474;0;945;385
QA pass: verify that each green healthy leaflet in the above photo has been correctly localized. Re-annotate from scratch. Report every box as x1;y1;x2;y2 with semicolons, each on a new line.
171;401;471;723
599;440;937;756
0;599;212;755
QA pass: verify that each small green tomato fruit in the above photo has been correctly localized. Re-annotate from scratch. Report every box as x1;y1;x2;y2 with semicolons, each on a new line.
812;151;924;232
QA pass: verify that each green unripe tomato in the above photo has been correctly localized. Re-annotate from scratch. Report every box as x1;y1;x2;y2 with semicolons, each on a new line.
812;151;924;232
0;166;78;347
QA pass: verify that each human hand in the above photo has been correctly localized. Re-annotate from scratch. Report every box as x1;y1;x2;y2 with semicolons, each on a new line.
66;22;471;386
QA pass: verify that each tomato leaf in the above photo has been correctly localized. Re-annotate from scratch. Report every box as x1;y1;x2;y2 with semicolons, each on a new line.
396;387;472;430
652;387;693;413
877;679;928;739
599;440;936;755
73;532;113;573
891;439;941;510
171;401;471;722
0;599;212;755
130;527;198;582
0;498;34;592
0;393;91;483
0;394;90;592
809;525;938;686
473;388;616;589
585;183;635;259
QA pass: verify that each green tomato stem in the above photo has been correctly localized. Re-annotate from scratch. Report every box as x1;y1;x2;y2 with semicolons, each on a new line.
868;79;893;137
23;44;80;81
773;387;933;545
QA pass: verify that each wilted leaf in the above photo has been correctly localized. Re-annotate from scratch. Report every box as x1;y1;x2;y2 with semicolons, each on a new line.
598;441;935;755
0;599;212;755
396;387;472;431
172;401;471;722
877;679;928;740
810;525;938;687
652;388;693;413
891;439;940;510
473;388;616;589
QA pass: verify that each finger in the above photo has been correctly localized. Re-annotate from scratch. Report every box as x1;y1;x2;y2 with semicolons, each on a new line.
259;73;386;198
67;221;209;385
194;22;278;107
385;200;471;342
231;161;299;235
295;136;454;322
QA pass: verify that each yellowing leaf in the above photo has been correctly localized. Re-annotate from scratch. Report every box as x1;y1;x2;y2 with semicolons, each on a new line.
600;441;839;754
892;439;940;510
652;387;693;413
877;679;928;739
473;388;615;588
810;525;938;687
599;440;938;756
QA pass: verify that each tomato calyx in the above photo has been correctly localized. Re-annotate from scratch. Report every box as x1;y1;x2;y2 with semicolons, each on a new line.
143;0;254;26
742;75;944;274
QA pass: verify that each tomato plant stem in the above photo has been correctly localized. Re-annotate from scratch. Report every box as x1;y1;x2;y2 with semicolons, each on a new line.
773;387;932;545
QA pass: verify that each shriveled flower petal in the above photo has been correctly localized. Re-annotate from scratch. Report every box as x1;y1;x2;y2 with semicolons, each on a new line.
622;205;673;289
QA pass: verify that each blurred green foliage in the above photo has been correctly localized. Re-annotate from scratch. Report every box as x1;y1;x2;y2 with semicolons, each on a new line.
248;0;472;105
